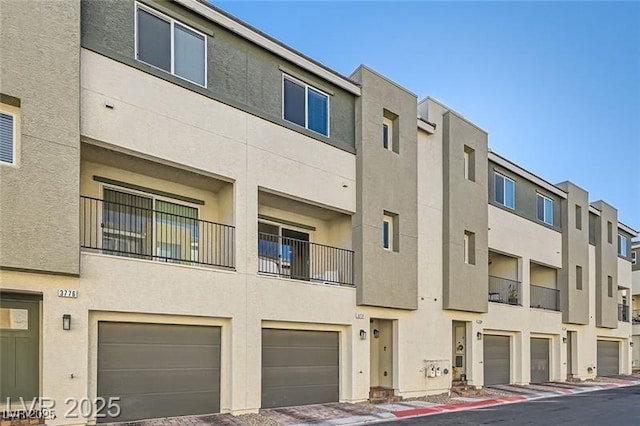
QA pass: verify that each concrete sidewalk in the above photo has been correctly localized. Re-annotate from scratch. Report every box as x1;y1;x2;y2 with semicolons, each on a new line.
255;375;640;425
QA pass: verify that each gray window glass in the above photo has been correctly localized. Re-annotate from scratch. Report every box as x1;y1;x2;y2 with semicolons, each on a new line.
283;79;305;127
307;88;328;136
495;174;505;205
137;9;171;72
174;23;206;86
0;113;14;164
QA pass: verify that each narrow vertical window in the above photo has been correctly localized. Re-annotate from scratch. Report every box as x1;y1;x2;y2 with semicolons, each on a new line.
464;230;475;265
607;275;613;297
383;215;392;250
575;205;582;230
383;110;398;153
463;145;475;182
632;251;636;265
607;221;613;244
382;121;390;150
576;265;582;290
0;112;15;165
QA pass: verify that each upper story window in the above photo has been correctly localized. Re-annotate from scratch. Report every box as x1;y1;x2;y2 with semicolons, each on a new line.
536;193;553;226
0;110;17;166
618;234;627;257
383;214;393;250
494;172;515;209
632;250;637;265
282;75;329;136
463;145;475;182
135;3;207;87
382;116;393;150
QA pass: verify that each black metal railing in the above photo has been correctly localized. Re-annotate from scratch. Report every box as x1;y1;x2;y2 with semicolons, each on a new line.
529;284;560;311
618;304;630;322
80;196;235;268
258;232;354;286
488;276;522;306
633;309;640;324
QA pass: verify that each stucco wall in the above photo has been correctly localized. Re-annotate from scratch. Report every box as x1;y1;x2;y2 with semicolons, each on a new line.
592;201;619;328
0;0;81;274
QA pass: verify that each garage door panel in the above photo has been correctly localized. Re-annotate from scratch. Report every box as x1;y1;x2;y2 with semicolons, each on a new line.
263;346;338;367
98;367;220;395
262;384;338;409
98;322;220;422
262;366;339;387
109;391;220;422
263;329;338;347
99;322;221;345
530;338;550;383
98;344;220;370
484;335;510;386
262;329;339;409
597;340;619;376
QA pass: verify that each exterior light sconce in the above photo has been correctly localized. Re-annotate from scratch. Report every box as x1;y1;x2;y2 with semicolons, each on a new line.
62;314;71;331
562;337;567;343
359;329;367;340
477;332;483;341
631;342;634;347
373;329;380;338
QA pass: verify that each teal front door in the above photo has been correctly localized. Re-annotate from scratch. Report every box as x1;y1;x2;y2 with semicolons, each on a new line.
0;297;40;402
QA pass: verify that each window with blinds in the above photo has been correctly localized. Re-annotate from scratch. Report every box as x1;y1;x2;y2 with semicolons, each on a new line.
0;112;15;165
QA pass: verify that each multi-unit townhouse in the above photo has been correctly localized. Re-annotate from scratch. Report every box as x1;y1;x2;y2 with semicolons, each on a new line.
631;241;640;368
0;0;637;424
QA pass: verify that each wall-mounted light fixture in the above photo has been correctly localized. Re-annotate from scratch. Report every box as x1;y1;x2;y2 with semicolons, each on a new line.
373;329;380;339
631;342;634;347
62;314;71;331
360;329;367;340
562;337;567;343
476;332;483;341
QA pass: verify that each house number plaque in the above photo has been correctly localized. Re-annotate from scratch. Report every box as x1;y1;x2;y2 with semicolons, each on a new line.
58;289;79;298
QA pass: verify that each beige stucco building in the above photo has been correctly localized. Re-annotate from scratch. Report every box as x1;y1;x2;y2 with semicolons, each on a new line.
0;1;637;424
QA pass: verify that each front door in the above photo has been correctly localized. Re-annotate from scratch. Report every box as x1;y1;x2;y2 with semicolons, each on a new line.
370;319;393;388
452;322;467;380
0;296;40;402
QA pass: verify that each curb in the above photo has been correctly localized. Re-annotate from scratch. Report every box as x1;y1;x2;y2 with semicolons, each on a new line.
390;380;640;419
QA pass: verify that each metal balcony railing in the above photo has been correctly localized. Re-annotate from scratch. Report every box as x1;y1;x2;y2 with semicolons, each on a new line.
633;309;640;325
488;276;522;306
80;196;235;268
258;232;354;286
618;304;630;322
530;284;560;311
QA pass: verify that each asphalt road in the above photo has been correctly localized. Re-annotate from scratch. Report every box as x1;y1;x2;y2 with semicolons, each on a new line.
376;385;640;425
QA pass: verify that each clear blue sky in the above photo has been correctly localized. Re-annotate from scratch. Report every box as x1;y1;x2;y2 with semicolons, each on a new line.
215;1;640;231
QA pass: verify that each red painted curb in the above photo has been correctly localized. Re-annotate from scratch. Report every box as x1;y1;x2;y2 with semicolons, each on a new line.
393;396;526;418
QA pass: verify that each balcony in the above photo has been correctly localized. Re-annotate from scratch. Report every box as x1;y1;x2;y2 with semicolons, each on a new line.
81;196;235;268
488;276;522;306
618;304;630;322
530;285;560;311
258;232;354;286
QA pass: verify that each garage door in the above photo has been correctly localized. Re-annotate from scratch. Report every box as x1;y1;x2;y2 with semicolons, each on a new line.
98;322;221;422
530;338;550;383
597;340;619;376
484;335;510;386
262;329;339;408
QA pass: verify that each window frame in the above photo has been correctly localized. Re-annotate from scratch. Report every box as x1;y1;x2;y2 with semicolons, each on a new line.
100;183;201;260
617;234;627;257
494;172;515;209
0;109;17;167
536;193;554;226
382;214;393;251
632;250;636;265
134;2;208;88
382;116;393;150
281;73;331;137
